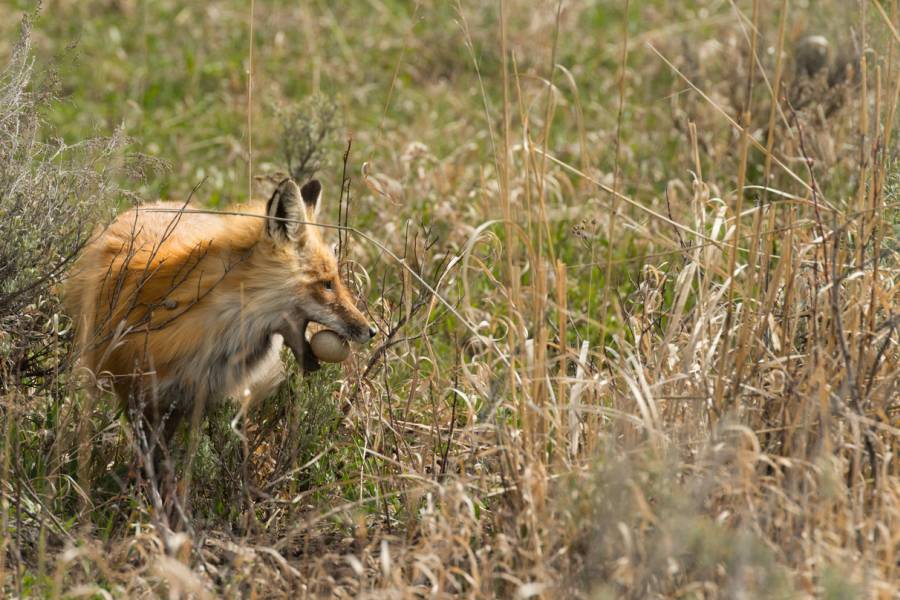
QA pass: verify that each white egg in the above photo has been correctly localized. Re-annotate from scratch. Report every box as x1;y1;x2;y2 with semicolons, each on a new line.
309;330;350;363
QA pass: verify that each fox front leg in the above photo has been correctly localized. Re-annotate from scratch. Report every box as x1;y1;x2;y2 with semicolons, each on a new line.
279;317;321;374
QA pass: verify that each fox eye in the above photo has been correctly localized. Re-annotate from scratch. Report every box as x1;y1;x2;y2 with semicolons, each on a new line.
323;280;334;291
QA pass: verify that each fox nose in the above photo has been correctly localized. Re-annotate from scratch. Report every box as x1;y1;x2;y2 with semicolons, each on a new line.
368;325;377;339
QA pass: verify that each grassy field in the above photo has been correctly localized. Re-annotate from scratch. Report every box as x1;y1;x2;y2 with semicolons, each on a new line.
1;0;898;597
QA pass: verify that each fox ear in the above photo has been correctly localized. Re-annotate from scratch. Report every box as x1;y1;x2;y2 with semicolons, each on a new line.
300;179;322;221
266;179;304;243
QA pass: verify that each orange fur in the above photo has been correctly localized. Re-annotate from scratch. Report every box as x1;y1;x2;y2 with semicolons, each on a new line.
63;179;373;438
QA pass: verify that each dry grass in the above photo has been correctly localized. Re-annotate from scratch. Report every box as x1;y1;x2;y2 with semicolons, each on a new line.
1;1;898;598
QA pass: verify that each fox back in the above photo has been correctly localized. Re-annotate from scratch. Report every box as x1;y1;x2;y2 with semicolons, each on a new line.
63;178;374;436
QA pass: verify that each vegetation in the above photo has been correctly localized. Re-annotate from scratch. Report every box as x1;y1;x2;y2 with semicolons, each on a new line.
0;0;897;597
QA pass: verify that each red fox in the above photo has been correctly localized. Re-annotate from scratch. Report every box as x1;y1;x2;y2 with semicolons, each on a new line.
63;178;375;444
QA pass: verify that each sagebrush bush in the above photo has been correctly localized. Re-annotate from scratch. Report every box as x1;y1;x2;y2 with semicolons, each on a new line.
0;19;140;390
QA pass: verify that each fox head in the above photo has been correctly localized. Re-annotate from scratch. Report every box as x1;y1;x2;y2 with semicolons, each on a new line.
261;178;376;346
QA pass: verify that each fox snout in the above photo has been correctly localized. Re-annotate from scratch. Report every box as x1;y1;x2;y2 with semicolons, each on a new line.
331;301;376;344
345;319;377;344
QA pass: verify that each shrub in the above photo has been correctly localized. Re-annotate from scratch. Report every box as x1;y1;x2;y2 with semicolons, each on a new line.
0;18;139;391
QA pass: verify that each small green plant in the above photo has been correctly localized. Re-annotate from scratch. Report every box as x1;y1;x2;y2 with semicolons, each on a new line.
276;94;340;183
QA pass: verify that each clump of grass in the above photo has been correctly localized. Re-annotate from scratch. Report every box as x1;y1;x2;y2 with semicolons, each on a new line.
556;439;796;598
190;358;346;529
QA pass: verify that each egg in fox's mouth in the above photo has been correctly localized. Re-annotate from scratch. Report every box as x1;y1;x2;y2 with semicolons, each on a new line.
278;317;359;371
308;329;350;363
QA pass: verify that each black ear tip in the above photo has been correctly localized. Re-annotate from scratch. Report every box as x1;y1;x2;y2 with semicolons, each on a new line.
276;177;298;193
300;179;322;203
271;178;298;202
